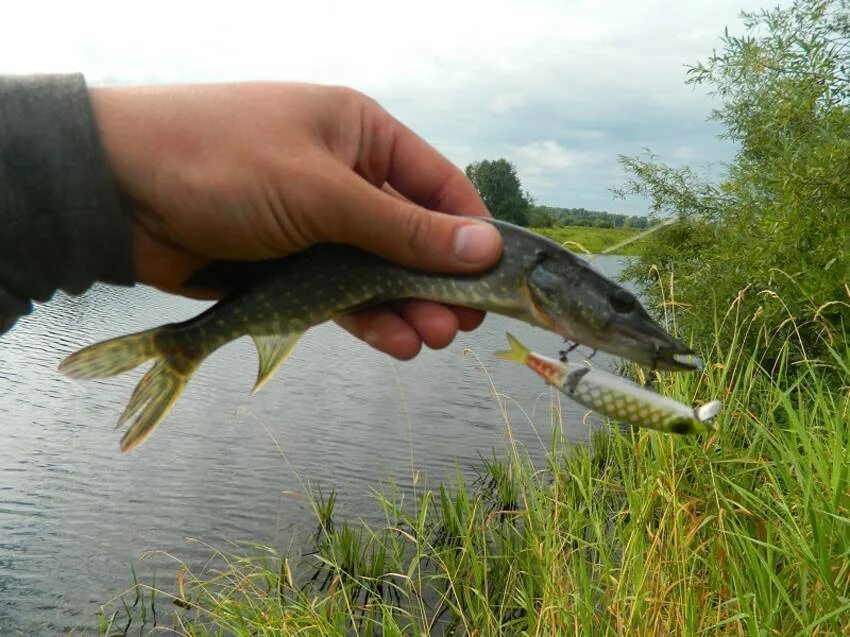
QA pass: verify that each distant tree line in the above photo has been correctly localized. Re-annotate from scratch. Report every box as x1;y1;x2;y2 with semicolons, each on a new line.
527;206;653;229
464;158;649;229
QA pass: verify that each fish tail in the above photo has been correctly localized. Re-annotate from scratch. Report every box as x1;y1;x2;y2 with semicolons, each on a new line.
495;332;530;364
59;328;160;379
59;327;204;453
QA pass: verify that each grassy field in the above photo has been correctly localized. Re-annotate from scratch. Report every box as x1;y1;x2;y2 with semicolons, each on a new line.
531;225;646;256
100;298;849;636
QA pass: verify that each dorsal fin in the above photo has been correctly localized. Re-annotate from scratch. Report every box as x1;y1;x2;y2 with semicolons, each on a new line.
250;333;303;393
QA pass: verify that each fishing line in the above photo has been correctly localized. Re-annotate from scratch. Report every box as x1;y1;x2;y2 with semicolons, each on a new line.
589;217;677;261
556;217;678;261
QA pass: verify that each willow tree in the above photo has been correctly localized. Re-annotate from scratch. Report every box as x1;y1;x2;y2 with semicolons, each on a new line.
616;0;849;361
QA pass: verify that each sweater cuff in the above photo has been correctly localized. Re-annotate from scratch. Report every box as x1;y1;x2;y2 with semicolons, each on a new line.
0;73;134;332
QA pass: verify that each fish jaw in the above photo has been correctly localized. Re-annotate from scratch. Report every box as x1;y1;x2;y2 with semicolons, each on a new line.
528;295;699;372
580;311;701;372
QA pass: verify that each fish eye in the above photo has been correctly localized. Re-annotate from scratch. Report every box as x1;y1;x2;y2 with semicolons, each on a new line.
609;289;636;314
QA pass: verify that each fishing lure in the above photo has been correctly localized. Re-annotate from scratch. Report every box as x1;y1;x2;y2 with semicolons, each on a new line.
496;333;721;434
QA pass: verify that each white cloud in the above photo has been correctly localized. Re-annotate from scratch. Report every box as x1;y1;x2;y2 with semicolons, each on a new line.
0;0;781;211
514;140;592;171
488;93;528;115
509;139;605;200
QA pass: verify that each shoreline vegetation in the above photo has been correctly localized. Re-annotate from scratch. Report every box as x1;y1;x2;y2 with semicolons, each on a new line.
99;293;850;636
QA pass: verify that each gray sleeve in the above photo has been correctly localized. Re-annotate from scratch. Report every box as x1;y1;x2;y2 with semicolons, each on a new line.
0;73;134;335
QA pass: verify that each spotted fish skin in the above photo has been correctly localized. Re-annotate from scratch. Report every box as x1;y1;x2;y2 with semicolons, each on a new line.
59;219;698;452
496;333;720;435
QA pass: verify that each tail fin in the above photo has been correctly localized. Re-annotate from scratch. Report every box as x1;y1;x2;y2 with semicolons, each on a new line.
59;329;159;379
495;333;530;364
59;328;202;453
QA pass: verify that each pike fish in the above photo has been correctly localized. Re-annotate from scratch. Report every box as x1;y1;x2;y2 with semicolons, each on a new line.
60;219;699;451
495;333;721;434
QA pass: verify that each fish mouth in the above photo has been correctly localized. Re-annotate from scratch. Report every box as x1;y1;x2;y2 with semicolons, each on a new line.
655;344;703;371
555;312;702;371
621;319;701;371
672;352;704;371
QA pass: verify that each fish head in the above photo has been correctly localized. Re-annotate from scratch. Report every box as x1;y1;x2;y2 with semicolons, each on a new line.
526;252;700;371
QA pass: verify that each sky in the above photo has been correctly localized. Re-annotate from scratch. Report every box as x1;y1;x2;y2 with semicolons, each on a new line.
1;0;782;215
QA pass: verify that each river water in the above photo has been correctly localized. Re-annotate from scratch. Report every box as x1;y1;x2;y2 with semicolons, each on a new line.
0;257;629;633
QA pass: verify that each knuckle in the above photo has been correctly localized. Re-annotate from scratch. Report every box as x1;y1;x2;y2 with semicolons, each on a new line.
400;205;433;254
326;85;368;111
326;86;386;130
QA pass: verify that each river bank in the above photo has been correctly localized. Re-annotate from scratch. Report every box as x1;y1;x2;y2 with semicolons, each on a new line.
100;304;850;635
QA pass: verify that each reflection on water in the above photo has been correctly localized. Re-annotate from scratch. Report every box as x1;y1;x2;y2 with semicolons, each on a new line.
0;257;630;633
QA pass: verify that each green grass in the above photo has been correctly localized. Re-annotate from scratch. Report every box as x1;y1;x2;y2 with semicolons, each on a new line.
531;225;646;256
100;297;850;636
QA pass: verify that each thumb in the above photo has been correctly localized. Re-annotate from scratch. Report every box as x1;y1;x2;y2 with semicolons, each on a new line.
316;163;503;273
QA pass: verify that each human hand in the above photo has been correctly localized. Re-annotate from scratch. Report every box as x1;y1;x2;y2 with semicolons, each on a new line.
88;83;502;360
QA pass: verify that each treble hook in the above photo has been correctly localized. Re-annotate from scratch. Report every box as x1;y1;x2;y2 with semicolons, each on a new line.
559;341;579;362
644;344;660;389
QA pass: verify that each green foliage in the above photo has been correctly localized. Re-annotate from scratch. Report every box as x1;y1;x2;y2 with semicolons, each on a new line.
616;0;850;362
464;158;532;226
530;205;653;229
526;205;557;227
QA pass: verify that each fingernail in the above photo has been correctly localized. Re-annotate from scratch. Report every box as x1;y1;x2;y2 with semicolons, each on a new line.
453;223;501;264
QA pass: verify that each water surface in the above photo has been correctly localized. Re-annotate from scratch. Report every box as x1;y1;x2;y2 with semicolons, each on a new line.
0;257;629;633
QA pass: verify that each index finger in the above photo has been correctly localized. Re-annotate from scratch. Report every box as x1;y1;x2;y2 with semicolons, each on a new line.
358;103;490;217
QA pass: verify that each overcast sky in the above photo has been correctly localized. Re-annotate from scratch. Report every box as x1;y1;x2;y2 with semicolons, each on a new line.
2;0;781;214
